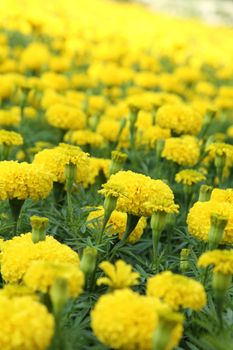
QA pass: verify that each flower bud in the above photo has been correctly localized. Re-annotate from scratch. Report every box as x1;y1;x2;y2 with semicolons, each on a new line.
80;247;97;277
180;248;191;272
208;213;228;249
198;184;213;202
65;162;77;192
30;215;48;243
109;150;127;176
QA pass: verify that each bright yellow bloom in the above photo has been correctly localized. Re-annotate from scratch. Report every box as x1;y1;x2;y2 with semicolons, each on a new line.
87;206;146;243
0;108;21;127
137;125;171;149
175;169;206;185
64;129;104;148
99;170;178;217
33;143;89;184
147;271;206;311
46;103;86;130
0;284;35;299
156;103;203;135
198;250;233;275
1;233;80;283
0;295;54;350
187;200;233;244
20;42;50;71
0;161;53;200
24;261;84;297
162;136;200;166
0;129;23;146
91;289;183;350
97;260;139;289
82;157;110;188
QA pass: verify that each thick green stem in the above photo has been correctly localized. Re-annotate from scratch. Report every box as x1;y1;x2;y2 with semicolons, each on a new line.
9;198;25;235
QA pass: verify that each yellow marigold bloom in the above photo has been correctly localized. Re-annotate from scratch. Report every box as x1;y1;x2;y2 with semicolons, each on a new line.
33;143;89;184
0;284;35;299
1;232;80;283
0;129;23;146
0;295;54;350
24;261;84;297
175;169;206;185
162;136;200;166
187;200;233;244
20;42;50;71
87;206;146;243
97;118;129;147
0;108;21;127
46;103;86;130
137;125;171;149
210;188;233;204
97;260;139;289
91;289;183;350
147;271;206;311
206;142;233;159
156;103;203;135
41;72;70;91
198;250;233;275
0;161;53;200
99;170;178;217
227;126;233;138
83;157;110;188
64;129;104;148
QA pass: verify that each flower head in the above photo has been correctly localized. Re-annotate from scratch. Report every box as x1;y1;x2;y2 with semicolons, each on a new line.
0;161;53;200
1;233;80;283
24;261;84;297
162;136;200;166
0;295;54;350
198;250;233;275
147;271;206;310
46;103;86;130
91;289;183;350
99;171;178;217
187;199;233;244
97;260;139;289
175;169;206;185
156;103;203;135
0;129;23;146
33;143;89;184
87;206;146;243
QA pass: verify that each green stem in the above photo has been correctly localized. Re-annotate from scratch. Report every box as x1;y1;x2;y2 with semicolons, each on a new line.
152;228;161;270
9;198;25;235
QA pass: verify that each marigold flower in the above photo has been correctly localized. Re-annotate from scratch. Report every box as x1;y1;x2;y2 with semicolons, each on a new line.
99;170;178;217
198;250;233;275
97;260;139;289
64;129;104;148
0;108;21;127
175;169;206;185
91;289;183;350
147;271;206;310
87;206;146;243
1;233;80;283
24;261;84;297
137;125;171;149
0;161;53;200
162;136;200;166
20;42;50;71
46;103;86;130
0;295;54;350
0;129;23;146
187;200;233;244
156;103;203;135
33;143;89;184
